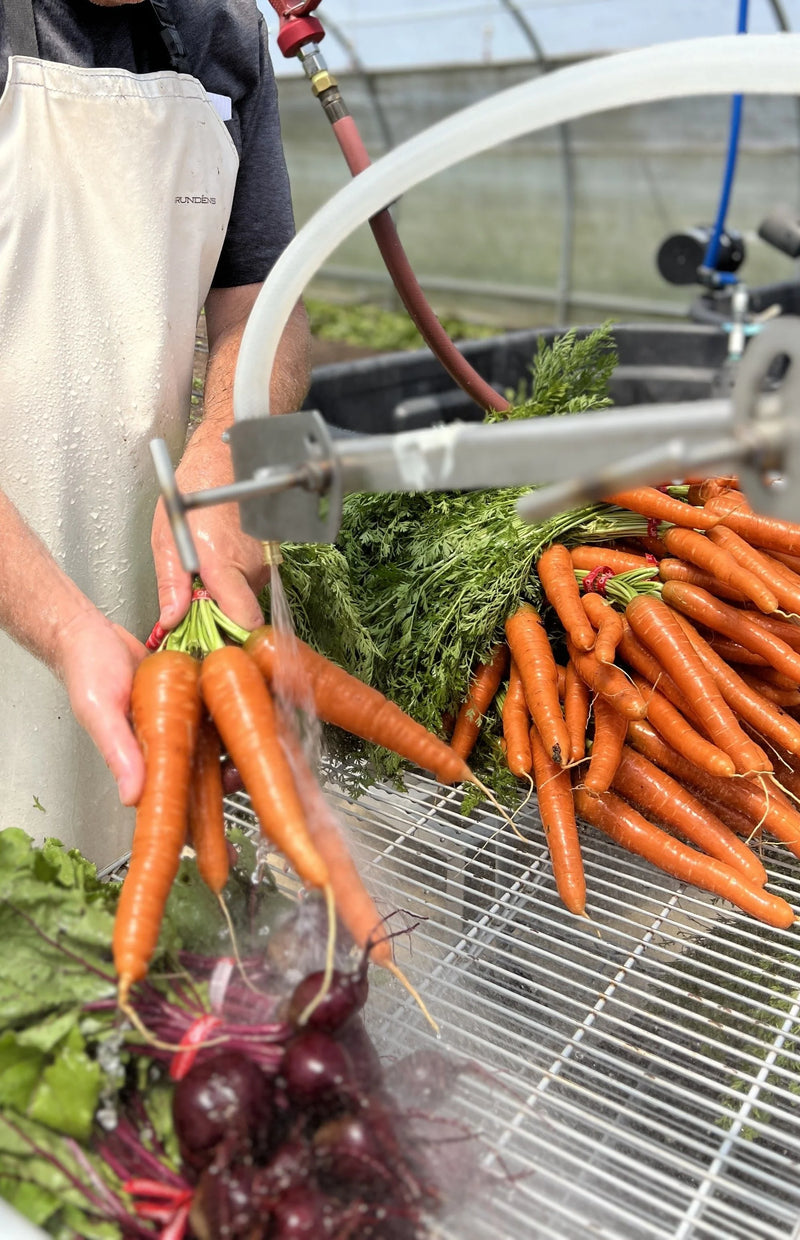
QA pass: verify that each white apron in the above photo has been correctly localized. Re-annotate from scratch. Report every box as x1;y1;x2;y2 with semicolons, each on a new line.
0;4;239;867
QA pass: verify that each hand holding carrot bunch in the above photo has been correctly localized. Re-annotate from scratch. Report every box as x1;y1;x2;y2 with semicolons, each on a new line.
113;582;475;1032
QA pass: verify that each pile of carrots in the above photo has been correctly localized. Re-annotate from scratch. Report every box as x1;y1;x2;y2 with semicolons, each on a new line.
448;480;800;930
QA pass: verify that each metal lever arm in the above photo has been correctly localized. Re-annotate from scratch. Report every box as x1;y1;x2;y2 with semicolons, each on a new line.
152;319;800;572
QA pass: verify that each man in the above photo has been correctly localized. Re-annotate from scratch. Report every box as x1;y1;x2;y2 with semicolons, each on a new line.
0;0;311;866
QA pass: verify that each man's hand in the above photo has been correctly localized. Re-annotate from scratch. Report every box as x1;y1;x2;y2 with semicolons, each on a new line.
152;485;269;632
151;287;311;634
57;615;148;806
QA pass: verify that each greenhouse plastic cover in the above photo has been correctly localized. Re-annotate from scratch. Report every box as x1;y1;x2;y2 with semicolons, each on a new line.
262;0;800;74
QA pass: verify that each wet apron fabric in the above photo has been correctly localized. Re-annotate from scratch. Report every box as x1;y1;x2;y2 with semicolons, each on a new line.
0;0;239;866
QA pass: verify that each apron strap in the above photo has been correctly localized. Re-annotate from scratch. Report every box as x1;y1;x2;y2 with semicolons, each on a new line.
4;0;39;59
148;0;191;75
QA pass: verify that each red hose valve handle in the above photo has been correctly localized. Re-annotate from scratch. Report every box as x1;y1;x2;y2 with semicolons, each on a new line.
263;0;322;13
277;13;326;57
263;0;326;58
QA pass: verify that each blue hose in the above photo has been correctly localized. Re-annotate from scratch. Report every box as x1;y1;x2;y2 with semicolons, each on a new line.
701;0;750;282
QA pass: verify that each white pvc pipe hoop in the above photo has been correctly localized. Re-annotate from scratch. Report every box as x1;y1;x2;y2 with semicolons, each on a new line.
234;34;800;421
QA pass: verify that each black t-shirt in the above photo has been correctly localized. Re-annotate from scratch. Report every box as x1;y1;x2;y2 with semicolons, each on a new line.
0;0;297;287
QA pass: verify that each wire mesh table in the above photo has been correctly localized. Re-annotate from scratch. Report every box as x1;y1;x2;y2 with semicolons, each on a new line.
220;767;800;1240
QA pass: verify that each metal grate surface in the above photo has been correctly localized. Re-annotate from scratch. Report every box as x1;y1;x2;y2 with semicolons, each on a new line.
220;768;800;1240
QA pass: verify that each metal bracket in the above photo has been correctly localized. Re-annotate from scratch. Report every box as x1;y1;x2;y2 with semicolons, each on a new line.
227;409;342;543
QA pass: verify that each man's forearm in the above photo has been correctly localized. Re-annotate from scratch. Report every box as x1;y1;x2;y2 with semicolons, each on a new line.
0;491;95;672
183;291;312;484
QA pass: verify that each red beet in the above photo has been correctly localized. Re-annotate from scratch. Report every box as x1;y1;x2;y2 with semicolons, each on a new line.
312;1114;393;1196
287;967;369;1035
221;760;244;795
189;1161;264;1240
337;1017;384;1093
281;1031;354;1109
269;1185;331;1238
172;1050;273;1169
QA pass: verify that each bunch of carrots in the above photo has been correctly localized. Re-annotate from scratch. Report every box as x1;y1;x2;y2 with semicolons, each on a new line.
448;480;800;931
112;586;492;1032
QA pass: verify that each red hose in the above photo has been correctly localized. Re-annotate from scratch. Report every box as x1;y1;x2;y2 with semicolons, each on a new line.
331;116;509;413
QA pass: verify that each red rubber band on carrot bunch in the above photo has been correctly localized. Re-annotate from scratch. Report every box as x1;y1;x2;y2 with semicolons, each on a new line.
169;1014;224;1080
583;566;614;596
145;621;169;652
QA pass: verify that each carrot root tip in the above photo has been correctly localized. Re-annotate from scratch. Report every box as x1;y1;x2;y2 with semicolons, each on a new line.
385;961;440;1038
216;893;263;997
297;884;338;1027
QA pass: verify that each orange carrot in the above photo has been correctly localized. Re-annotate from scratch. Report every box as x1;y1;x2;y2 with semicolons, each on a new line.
657;557;748;604
628;672;736;778
502;660;532;777
660;580;800;682
279;729;393;968
188;715;229;895
603;487;719;530
536;544;596;652
504;604;570;767
584;695;627;793
617;618;702;721
530;724;586;915
704;491;800;556
581;591;624;665
625;593;769;776
573;786;793;928
200;646;329;890
769;757;800;804
570;545;656;575
113;651;202;1001
610;745;767;886
742;611;800;653
671;612;800;759
567;640;648;720
737;670;800;708
626;719;800;859
705;637;770;667
564;660;591;764
690;790;765;842
245;627;470;786
707;523;800;614
450;643;509;761
737;664;800;691
765;548;800;576
640;535;669;559
685;476;739;505
660;527;778;612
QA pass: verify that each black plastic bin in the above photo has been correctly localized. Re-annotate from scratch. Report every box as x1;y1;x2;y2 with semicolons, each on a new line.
304;322;730;436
